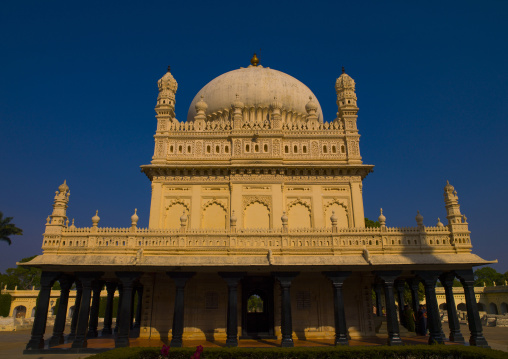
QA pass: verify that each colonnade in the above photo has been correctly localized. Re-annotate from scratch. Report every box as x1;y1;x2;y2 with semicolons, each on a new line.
25;272;144;351
25;268;489;352
373;270;489;348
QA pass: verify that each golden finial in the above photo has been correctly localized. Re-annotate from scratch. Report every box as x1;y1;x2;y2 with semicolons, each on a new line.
250;53;259;67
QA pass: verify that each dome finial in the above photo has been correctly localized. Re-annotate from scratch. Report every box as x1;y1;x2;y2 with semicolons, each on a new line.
167;65;171;73
342;66;345;74
250;53;259;67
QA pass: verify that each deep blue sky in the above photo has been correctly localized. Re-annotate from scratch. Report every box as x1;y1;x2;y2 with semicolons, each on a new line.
1;1;507;273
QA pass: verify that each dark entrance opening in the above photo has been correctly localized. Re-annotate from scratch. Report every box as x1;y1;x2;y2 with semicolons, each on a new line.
241;276;275;339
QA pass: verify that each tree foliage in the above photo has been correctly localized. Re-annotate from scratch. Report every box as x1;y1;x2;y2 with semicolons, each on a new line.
364;218;380;228
474;266;506;287
0;256;41;290
0;212;23;245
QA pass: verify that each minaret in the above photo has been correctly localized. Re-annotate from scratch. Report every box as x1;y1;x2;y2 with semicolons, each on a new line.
45;180;70;234
443;181;470;245
153;66;178;163
335;67;361;163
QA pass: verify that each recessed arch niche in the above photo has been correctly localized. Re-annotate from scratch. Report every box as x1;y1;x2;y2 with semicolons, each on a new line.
202;200;227;229
164;200;189;229
324;201;349;228
287;200;311;229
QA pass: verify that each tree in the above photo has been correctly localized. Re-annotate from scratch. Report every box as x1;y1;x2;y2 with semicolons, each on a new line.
2;256;41;290
0;212;23;245
365;218;380;228
474;266;504;287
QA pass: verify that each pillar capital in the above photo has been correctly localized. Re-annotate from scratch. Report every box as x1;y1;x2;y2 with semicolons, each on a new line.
374;271;402;285
167;272;195;288
115;272;141;287
323;271;352;286
219;272;246;287
272;272;299;287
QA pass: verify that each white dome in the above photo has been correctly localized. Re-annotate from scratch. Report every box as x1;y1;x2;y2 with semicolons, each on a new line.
187;65;323;122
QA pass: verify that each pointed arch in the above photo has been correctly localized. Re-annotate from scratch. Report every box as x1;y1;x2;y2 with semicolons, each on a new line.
324;200;349;228
164;199;190;229
202;199;228;230
287;198;312;229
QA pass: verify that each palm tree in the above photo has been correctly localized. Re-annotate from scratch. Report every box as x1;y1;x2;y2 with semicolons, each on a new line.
0;212;23;245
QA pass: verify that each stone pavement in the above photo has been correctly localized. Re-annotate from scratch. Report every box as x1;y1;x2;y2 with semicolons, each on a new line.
1;323;507;358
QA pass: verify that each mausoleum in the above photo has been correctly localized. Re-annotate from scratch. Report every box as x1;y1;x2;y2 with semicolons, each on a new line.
23;55;495;351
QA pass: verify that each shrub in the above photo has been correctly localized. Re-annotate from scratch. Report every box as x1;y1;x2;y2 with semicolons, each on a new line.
87;345;507;359
0;293;12;317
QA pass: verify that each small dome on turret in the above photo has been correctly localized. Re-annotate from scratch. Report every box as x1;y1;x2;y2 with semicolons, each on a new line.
195;95;208;112
444;180;454;193
58;180;69;193
305;96;318;113
158;66;178;94
335;67;356;92
378;208;386;224
131;208;139;224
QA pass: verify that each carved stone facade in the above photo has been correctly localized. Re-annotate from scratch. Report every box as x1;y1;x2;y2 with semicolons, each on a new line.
23;58;494;351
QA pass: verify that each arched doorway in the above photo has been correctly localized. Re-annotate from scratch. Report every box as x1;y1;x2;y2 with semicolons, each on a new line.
457;303;466;311
439;303;447;310
500;302;508;314
488;303;498;315
241;276;275;338
13;305;27;318
477;302;486;312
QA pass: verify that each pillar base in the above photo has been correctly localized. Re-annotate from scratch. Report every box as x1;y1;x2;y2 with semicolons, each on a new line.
470;335;490;348
449;331;465;344
71;337;87;349
281;338;294;347
170;338;183;348
48;334;64;347
226;338;238;347
335;335;349;346
25;338;44;350
387;335;403;346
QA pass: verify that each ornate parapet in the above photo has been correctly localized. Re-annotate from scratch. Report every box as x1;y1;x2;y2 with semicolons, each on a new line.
41;224;473;260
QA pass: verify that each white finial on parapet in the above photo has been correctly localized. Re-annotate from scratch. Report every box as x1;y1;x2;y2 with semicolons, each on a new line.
281;211;288;232
378;208;386;227
180;211;188;232
330;211;338;233
230;210;237;232
92;210;100;227
415;210;424;227
436;218;444;227
131;208;139;228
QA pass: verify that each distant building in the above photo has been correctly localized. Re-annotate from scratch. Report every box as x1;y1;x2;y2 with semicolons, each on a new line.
23;56;495;352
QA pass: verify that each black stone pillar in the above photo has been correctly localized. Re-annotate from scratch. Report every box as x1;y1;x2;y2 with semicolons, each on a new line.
395;280;406;328
25;272;61;350
87;280;103;338
71;272;102;349
115;272;141;348
373;283;383;317
133;286;143;329
323;271;352;346
455;269;490;348
49;275;73;347
375;271;403;346
407;278;420;333
273;272;299;347
439;272;465;343
114;284;123;333
219;272;246;347
101;282;117;336
167;272;195;347
417;271;444;344
68;280;82;340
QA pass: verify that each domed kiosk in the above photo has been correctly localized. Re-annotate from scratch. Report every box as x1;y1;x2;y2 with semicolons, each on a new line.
23;56;494;353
